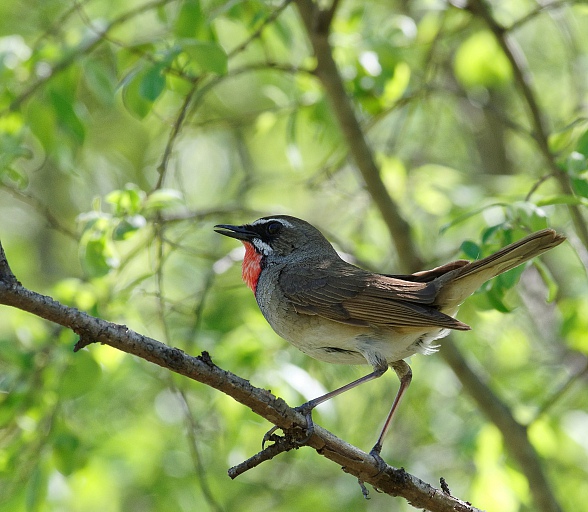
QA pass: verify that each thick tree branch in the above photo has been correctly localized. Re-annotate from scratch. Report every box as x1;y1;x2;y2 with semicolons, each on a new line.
0;239;481;512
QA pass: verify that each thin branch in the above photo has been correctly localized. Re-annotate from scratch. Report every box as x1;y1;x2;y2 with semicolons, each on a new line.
1;183;78;240
3;0;178;116
154;83;199;190
228;436;301;479
228;0;294;58
0;239;482;511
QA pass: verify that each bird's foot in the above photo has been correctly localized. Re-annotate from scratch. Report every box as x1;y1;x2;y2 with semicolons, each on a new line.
369;445;388;476
261;403;315;449
292;403;315;445
261;425;281;449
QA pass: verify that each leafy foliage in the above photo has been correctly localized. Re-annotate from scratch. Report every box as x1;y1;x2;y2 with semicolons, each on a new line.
0;0;587;511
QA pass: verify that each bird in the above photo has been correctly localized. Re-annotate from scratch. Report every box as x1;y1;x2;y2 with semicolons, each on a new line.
214;215;565;462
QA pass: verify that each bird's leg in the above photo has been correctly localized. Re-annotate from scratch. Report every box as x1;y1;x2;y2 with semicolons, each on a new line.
369;360;412;468
262;361;389;448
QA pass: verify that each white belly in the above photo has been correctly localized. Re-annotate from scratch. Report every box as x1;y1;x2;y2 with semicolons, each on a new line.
265;308;447;367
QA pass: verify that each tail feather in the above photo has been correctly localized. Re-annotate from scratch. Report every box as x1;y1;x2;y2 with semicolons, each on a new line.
436;229;565;309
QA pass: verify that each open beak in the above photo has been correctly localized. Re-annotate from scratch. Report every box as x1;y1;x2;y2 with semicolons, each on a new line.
214;223;257;241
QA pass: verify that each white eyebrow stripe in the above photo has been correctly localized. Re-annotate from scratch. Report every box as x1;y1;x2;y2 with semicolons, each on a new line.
252;238;273;255
251;217;293;228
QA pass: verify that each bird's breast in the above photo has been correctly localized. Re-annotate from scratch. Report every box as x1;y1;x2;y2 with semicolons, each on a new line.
255;268;445;365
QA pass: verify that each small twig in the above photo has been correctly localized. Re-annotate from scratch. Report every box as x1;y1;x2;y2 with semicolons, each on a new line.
530;355;588;424
228;436;300;479
440;477;451;495
525;173;554;201
1;183;77;239
228;0;294;58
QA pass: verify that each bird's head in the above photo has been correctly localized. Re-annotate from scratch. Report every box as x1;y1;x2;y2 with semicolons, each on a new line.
214;215;337;292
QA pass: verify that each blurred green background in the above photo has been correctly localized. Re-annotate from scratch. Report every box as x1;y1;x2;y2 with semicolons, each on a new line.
0;0;587;510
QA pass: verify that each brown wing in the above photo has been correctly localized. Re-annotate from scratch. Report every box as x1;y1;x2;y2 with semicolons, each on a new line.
279;259;470;331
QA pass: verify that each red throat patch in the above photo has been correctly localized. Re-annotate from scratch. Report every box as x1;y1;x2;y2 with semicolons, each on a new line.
241;241;262;294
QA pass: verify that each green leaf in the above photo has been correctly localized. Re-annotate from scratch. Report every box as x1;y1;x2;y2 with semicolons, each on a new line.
495;265;525;291
80;237;116;277
49;89;85;144
0;166;29;188
454;31;512;89
143;188;184;213
508;202;548;231
461;240;481;259
139;62;167;102
53;430;87;476
179;40;228;75
572;178;588;198
534;259;559;302
175;0;205;38
112;215;146;240
120;68;153;119
576;128;588;157
485;284;512;313
106;185;146;216
78;215;119;277
58;350;102;399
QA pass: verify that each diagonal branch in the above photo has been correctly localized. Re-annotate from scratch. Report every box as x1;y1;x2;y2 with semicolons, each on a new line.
0;238;481;512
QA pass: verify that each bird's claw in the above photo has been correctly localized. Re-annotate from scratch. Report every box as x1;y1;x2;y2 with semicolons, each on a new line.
292;405;315;444
369;447;388;476
261;404;315;449
261;426;281;449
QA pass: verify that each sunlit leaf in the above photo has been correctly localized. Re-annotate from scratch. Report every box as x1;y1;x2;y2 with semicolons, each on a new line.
106;185;146;216
143;188;184;213
174;0;206;38
454;31;512;89
112;215;146;240
179;39;228;75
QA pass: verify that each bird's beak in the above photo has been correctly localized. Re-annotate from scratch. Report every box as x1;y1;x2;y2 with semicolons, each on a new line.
214;223;257;241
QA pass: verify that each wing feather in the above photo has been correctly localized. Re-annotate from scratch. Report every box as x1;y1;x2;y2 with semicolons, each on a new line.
279;259;469;331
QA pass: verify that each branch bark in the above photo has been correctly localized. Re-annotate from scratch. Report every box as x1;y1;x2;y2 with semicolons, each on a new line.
0;238;480;511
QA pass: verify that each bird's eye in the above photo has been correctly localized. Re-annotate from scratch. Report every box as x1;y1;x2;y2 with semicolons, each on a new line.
266;221;282;236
